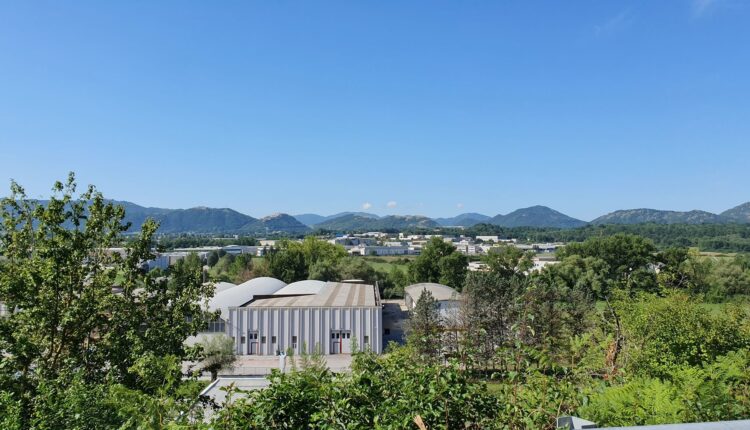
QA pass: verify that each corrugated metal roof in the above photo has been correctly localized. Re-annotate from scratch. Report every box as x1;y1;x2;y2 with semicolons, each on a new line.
250;282;377;308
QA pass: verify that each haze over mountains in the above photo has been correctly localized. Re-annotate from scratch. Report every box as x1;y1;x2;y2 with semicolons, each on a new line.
97;200;750;234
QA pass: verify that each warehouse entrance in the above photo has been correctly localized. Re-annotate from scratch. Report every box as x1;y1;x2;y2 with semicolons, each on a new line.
248;331;259;355
330;330;352;354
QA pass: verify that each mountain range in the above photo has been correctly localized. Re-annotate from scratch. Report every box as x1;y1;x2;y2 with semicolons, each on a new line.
113;201;310;235
64;200;750;234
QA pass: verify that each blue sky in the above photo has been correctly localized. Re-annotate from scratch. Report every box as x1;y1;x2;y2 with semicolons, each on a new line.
1;1;748;221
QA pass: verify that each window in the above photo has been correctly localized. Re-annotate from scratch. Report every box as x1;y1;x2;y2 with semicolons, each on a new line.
384;329;391;335
364;336;369;345
292;336;298;349
331;333;336;339
240;336;246;344
261;336;266;343
346;333;350;339
272;336;276;343
204;318;226;333
249;332;258;340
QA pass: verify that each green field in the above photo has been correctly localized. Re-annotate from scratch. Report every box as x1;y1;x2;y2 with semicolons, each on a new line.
362;256;412;274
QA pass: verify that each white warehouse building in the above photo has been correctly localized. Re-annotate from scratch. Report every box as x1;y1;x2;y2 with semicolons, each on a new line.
404;282;462;321
204;278;383;356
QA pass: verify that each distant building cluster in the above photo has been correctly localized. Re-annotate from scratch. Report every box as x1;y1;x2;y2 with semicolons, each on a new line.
327;233;564;257
145;245;267;270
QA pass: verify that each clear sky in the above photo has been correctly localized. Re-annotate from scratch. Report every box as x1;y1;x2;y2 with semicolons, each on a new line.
1;1;748;221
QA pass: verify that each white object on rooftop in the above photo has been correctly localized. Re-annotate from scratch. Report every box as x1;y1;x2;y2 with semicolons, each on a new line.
207;277;286;317
273;279;326;296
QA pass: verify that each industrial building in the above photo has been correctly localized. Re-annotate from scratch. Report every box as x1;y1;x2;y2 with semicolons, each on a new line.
404;282;462;321
203;278;383;356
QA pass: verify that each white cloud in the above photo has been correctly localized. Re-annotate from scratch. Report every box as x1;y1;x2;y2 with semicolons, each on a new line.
362;202;372;210
456;203;464;209
386;201;397;209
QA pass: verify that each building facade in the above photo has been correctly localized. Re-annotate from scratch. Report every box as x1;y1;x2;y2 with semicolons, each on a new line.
224;282;383;356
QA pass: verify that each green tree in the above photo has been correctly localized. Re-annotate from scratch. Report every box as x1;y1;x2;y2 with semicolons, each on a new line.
267;244;308;283
337;257;377;283
267;238;347;283
207;250;220;267
197;335;237;381
408;237;468;290
482;244;534;278
406;289;443;361
559;234;657;282
309;259;341;282
0;174;215;426
618;293;750;378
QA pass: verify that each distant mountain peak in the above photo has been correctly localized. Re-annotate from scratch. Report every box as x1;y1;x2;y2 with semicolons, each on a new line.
435;213;491;227
721;202;750;223
591;208;724;225
490;206;586;228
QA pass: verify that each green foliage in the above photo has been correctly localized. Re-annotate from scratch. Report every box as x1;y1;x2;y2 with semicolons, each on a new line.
618;293;750;377
487;342;596;430
482;244;534;278
267;237;347;283
462;271;593;368
0;391;22;430
559;234;657;281
406;289;443;361
209;253;254;283
541;254;611;300
197;335;237;381
28;372;121;429
408;237;468;290
703;254;750;300
0;174;215;428
155;235;259;250
582;351;750;426
211;348;501;429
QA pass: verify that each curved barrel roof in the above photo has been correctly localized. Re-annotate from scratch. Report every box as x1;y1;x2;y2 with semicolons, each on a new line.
405;283;461;302
207;277;287;317
273;279;327;296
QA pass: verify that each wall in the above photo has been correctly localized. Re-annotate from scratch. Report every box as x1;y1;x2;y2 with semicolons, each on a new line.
226;305;383;356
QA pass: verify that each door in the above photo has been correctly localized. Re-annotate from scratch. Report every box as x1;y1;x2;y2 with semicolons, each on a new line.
330;330;352;353
248;331;258;355
330;331;340;354
340;331;351;353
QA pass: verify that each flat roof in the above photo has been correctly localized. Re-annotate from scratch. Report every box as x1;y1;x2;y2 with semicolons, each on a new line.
249;282;377;308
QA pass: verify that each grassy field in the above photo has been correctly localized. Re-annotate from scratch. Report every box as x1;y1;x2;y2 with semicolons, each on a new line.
362;256;413;274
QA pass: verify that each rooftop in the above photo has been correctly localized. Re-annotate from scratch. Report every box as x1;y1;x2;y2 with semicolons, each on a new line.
250;282;378;308
405;283;462;302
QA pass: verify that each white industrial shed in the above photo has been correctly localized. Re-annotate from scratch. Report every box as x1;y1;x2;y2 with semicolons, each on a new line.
404;283;462;320
226;281;382;356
